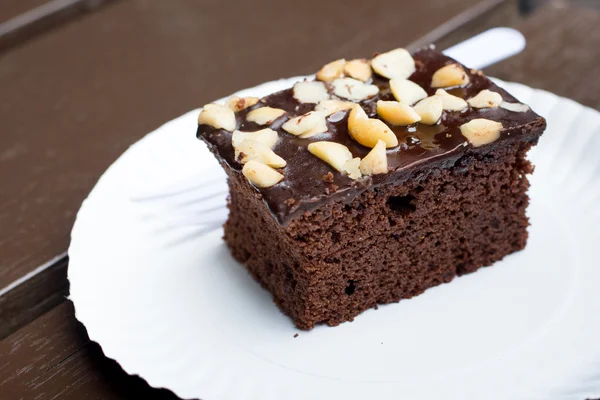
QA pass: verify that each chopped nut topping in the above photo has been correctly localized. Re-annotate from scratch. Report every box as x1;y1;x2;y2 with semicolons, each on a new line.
316;58;346;82
242;160;284;188
431;63;470;88
307;141;353;172
460;118;503;147
343;157;362;179
344;59;372;82
360;139;387;175
500;101;530;113
315;99;354;116
413;96;443;125
371;48;415;80
293;81;330;104
331;78;379;101
376;100;421;126
246;106;286;125
281;111;328;138
434;89;468;111
389;78;428;105
197;103;236;131
226;96;260;112
235;140;287;168
231;128;278;148
467;89;503;108
349;104;399;148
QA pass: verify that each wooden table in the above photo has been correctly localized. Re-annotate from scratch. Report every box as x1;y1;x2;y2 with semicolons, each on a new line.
1;0;599;398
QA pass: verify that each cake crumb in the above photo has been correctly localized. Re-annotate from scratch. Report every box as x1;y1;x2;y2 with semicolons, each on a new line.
374;304;378;310
324;184;339;195
284;198;296;207
322;172;334;183
294;333;299;338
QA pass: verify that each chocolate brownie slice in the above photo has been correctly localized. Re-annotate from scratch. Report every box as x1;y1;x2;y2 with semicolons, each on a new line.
197;47;546;330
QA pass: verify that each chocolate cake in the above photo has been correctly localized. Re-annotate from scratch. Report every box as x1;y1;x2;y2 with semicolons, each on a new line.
196;47;546;330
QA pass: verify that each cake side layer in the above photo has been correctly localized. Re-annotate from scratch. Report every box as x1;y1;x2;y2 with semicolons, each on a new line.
224;140;534;329
224;169;311;326
198;48;546;225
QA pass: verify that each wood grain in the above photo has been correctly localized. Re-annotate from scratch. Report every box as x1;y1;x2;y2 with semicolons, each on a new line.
0;257;69;339
0;0;484;292
0;302;179;399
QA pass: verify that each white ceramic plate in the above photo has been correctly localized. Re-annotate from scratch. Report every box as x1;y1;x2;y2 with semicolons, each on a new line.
68;78;600;400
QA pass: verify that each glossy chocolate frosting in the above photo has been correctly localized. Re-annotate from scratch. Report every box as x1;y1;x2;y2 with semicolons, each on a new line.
197;48;546;225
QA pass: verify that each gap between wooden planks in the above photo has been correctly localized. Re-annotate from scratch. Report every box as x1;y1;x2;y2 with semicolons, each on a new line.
0;301;180;400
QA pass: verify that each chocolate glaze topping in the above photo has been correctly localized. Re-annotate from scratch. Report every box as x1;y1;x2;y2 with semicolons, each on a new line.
197;48;546;225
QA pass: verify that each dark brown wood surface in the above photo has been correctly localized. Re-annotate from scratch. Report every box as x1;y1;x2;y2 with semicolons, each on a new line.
1;0;599;399
433;1;600;109
486;1;600;109
0;0;116;52
0;302;179;399
0;0;49;22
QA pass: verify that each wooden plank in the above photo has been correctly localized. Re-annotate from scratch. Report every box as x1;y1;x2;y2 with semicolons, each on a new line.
0;0;50;23
0;301;180;399
0;302;87;398
0;0;485;292
485;2;600;110
0;256;69;339
0;0;116;52
434;0;600;110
